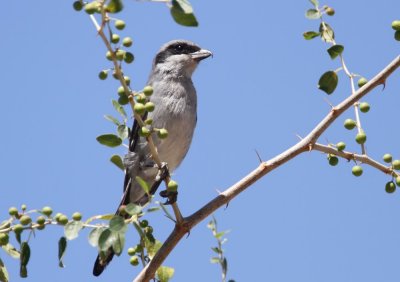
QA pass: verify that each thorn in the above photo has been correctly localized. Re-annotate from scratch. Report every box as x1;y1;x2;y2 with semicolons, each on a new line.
308;143;313;152
254;149;263;163
295;134;303;140
225;202;230;210
323;97;334;108
381;80;386;90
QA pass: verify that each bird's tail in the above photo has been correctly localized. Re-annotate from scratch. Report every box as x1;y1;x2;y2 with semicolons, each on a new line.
93;250;115;276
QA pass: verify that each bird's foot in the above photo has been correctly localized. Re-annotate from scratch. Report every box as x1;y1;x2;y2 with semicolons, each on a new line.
159;189;178;205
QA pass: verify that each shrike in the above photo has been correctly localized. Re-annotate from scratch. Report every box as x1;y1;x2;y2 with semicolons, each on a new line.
93;40;212;276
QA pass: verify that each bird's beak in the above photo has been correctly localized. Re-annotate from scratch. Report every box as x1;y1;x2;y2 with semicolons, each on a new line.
191;49;213;61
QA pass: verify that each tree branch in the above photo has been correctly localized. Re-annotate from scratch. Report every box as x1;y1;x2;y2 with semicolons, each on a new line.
134;56;400;281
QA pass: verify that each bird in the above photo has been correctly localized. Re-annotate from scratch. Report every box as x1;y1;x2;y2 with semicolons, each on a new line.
93;39;212;276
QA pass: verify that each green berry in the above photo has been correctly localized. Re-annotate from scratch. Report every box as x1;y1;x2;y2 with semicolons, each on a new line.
0;233;9;246
36;216;46;225
144;226;153;234
19;215;32;226
392;160;400;170
383;154;393;163
13;224;23;234
124;52;135;64
124;76;131;86
352;165;363;177
122;37;133;47
130;255;139;266
127;247;136;256
357;77;368;88
57;215;69;225
106;51;113;61
145;118;153;125
134;244;143;253
99;70;108;80
116;49;125;61
37;224;45;231
84;2;99;14
336;142;346;151
136;93;146;103
327;154;339;166
392;20;400;31
167;180;178;192
134;103;146;115
344;119;357;130
355;132;367;144
117;86;126;96
8;207;18;216
395;30;400;41
54;213;62;221
157;128;168;139
139;127;151;137
111;33;120;44
143;86;153;96
42;206;53;217
140;220;148;228
359;102;370;113
395;176;400;187
118;95;129;105
21;204;27;211
115;20;126;30
385;181;396;193
72;212;82;221
112;71;119;80
73;1;83;11
144;102;155;112
325;7;335;16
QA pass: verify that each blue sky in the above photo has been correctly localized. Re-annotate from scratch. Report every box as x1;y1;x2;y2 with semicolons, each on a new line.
1;1;400;281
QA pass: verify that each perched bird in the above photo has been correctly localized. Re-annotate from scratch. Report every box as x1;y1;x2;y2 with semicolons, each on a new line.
93;40;212;276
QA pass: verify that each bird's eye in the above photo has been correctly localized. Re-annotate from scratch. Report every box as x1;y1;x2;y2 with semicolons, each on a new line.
175;45;183;51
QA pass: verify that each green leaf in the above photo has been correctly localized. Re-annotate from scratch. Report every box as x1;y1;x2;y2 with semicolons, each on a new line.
327;45;344;59
2;244;20;259
305;9;320;19
147;207;160;213
58;237;67;268
303;31;320;40
215;231;226;239
170;0;198;27
135;176;150;195
309;0;319;7
96;134;122;148
64;221;83;240
319;22;335;43
112;99;127;119
117;124;129;140
112;232;125;256
106;0;123;13
156;266;175;282
318;71;338;94
109;216;127;233
19;242;30;278
98;229;115;251
104;114;120;126
98;214;115;220
145;239;162;259
211;247;222;254
88;227;106;247
222;257;228;277
0;258;9;282
110;154;124;171
210;257;220;264
125;203;142;216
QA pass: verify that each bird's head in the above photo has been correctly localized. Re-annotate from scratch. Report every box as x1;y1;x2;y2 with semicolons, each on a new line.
153;40;212;78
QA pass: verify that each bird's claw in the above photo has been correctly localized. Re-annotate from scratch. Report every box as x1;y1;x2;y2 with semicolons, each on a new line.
159;190;178;205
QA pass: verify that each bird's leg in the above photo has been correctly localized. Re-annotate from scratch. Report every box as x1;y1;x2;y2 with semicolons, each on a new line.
156;162;179;205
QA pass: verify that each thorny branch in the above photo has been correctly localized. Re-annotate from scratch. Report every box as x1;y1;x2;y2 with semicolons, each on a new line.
134;56;400;281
